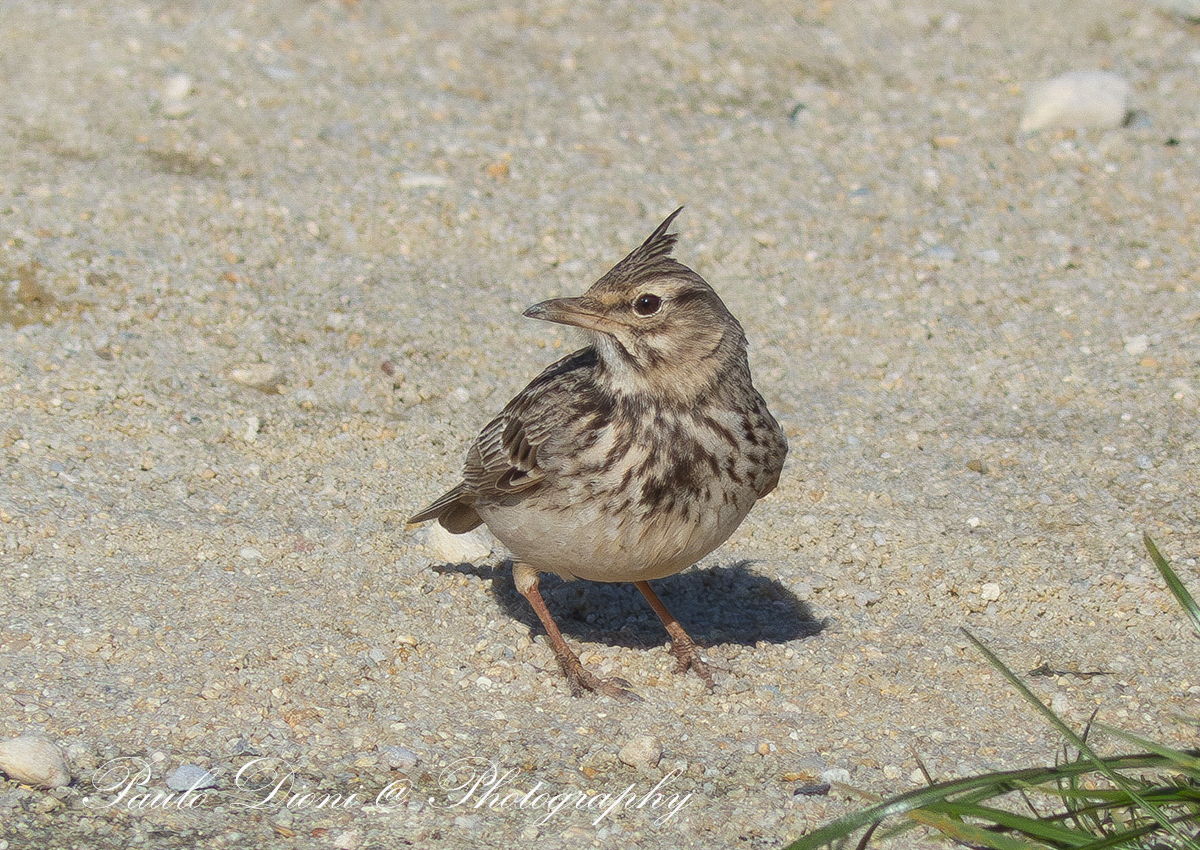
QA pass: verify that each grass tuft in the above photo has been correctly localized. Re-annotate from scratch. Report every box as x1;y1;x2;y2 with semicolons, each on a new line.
784;534;1200;850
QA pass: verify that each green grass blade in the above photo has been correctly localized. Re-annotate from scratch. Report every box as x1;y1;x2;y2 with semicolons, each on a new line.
902;806;1051;849
782;754;1187;850
1144;533;1200;637
1094;723;1200;772
961;629;1193;846
1074;821;1186;850
923;800;1093;845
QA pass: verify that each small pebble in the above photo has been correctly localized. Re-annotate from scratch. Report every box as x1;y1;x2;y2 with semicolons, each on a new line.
0;736;71;789
854;590;881;608
427;523;492;564
1124;334;1149;355
1019;71;1131;133
378;745;420;771
618;735;662;769
162;73;193;102
243;415;261;443
980;582;1002;602
160;73;193;118
397;173;451;189
228;363;285;393
166;764;219;792
819;767;852;785
917;245;957;266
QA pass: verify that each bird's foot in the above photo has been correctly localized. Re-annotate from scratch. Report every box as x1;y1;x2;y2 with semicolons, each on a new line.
666;632;715;690
517;563;642;700
551;645;641;701
633;579;716;690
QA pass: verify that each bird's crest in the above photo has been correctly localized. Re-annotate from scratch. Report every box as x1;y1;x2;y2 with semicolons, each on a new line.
591;207;690;290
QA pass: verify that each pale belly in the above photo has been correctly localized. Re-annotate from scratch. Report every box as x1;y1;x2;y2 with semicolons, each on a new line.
476;482;759;583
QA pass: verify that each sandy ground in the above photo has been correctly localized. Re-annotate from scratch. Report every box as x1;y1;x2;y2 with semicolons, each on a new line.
1;1;1199;848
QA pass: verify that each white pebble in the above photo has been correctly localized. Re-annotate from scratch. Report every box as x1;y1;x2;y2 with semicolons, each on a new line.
1019;71;1131;133
397;173;451;189
162;73;193;102
160;73;194;118
819;767;852;785
427;523;492;564
166;764;218;792
618;735;662;769
980;582;1002;601
238;546;262;561
0;736;71;789
228;363;285;392
243;415;261;443
1124;334;1149;355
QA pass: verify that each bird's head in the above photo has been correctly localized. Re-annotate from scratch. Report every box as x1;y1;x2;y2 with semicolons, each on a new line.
524;208;748;403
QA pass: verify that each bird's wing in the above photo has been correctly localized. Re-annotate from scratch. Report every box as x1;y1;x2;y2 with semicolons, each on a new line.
463;347;597;500
752;392;788;500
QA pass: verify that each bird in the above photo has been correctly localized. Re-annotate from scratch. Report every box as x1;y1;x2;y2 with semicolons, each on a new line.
408;207;788;698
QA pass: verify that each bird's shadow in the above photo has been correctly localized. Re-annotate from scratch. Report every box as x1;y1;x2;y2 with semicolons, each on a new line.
431;559;826;649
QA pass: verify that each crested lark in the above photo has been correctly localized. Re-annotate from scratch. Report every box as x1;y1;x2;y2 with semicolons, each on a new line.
409;208;787;698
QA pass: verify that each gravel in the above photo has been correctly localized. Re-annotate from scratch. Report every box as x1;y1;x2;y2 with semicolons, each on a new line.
165;764;219;793
2;1;1199;848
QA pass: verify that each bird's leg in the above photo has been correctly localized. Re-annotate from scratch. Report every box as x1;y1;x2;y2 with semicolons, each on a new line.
512;562;639;700
634;580;715;689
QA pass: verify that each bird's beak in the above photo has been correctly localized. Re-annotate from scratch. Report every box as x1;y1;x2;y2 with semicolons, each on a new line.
523;297;614;333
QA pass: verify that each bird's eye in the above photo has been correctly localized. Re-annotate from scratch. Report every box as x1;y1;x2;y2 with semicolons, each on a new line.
633;293;662;316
